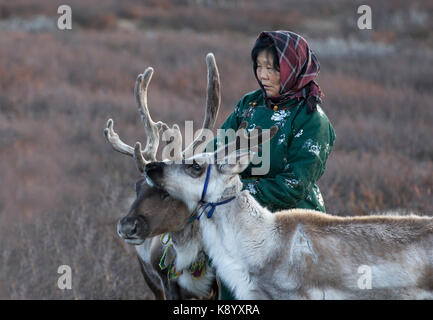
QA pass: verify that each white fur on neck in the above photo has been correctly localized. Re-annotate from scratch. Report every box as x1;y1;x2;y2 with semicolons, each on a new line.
199;188;277;299
170;224;216;298
172;235;203;270
172;177;243;270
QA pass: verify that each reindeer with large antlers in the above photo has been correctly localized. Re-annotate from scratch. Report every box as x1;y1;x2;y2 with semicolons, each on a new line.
104;53;221;299
145;144;433;299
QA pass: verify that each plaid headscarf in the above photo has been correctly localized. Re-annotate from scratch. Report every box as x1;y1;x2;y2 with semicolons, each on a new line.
254;31;324;113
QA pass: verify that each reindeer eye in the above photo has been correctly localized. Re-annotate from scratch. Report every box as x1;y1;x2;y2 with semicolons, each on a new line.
189;160;202;172
186;161;204;177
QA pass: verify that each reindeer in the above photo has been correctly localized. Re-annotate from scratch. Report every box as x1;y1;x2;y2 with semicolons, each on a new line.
144;143;433;299
104;53;221;299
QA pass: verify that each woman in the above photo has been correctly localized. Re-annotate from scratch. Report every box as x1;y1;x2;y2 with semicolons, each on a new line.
211;30;336;299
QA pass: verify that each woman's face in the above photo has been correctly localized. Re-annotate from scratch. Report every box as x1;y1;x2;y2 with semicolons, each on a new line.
256;50;281;97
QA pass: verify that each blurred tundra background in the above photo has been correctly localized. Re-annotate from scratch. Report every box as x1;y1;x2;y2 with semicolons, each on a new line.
0;0;432;299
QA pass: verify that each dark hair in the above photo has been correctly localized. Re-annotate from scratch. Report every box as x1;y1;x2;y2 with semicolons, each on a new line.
251;36;280;72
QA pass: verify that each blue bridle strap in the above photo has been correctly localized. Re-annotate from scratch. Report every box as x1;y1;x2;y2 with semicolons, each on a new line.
200;162;212;202
192;165;236;221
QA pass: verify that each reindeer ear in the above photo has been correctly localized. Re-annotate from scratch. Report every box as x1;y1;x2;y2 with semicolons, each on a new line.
217;149;255;175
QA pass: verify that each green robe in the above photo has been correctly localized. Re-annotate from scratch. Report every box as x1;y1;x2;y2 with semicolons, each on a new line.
209;89;336;213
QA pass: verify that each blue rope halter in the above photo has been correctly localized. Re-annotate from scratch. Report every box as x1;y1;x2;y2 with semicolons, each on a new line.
188;165;236;222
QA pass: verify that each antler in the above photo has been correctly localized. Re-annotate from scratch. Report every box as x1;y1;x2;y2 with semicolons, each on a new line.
134;68;168;162
182;53;221;158
213;121;278;162
104;53;221;171
104;118;135;156
104;67;169;172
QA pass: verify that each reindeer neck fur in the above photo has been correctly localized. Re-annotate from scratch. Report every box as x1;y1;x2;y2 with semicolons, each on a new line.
166;174;244;271
169;220;203;269
198;176;278;299
168;213;216;298
205;175;274;230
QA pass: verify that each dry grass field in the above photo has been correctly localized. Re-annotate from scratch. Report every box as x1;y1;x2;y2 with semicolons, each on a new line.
0;0;432;299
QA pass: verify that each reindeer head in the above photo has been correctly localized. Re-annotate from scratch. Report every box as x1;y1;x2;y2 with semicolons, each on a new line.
105;53;221;244
117;177;192;245
145;125;278;215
